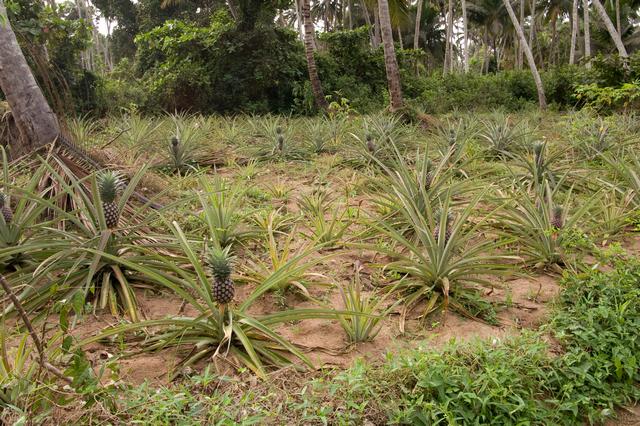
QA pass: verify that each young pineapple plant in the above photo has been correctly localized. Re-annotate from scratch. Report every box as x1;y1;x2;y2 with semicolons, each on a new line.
0;193;12;224
97;171;124;229
208;245;235;308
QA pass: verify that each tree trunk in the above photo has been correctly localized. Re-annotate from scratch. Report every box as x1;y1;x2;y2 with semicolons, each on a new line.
378;0;404;110
0;0;60;156
503;0;546;109
301;0;329;111
414;0;424;49
397;27;403;49
592;0;628;59
569;0;578;64
517;0;524;69
461;0;469;72
583;0;591;68
348;0;353;29
444;0;453;74
362;0;376;47
615;0;620;35
373;5;381;47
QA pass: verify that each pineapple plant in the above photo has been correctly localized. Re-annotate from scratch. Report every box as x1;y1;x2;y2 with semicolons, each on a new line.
208;245;235;306
170;136;180;158
97;171;124;229
0;193;12;224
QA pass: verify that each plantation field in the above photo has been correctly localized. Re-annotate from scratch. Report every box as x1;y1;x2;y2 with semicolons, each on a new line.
2;110;640;424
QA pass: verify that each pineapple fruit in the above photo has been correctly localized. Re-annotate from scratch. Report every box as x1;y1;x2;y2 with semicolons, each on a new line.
97;171;124;229
0;193;12;224
208;245;235;305
433;210;454;244
424;159;433;191
551;205;564;230
366;135;376;154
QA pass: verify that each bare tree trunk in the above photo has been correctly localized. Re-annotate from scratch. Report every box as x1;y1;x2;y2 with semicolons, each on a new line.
569;0;578;64
444;0;453;74
592;0;628;59
615;0;621;35
294;0;303;40
503;0;547;109
378;0;404;110
583;0;591;68
362;0;376;47
348;0;353;29
462;0;469;72
0;0;60;156
397;27;403;49
374;5;381;46
227;0;239;20
414;0;424;49
302;0;329;111
518;0;524;69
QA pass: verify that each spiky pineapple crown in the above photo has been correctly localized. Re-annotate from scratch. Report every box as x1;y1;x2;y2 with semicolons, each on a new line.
97;171;124;203
208;245;234;280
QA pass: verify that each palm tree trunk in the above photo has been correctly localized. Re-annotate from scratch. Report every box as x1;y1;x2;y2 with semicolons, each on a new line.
397;27;403;49
583;0;591;68
615;0;621;35
592;0;628;59
374;5;382;47
569;0;578;64
301;0;329;111
414;0;424;49
444;0;453;74
348;0;353;29
0;0;60;156
378;0;404;110
461;0;469;72
362;0;376;47
503;0;547;109
518;0;525;69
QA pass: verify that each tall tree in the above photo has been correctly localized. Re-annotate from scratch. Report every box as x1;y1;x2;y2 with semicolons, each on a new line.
517;0;524;69
301;0;329;111
503;0;546;109
461;0;469;72
444;0;454;73
569;0;579;64
583;0;591;67
592;0;628;59
0;0;60;156
378;0;404;110
414;0;424;49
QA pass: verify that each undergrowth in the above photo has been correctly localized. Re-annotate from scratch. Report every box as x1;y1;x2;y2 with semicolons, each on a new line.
46;256;640;425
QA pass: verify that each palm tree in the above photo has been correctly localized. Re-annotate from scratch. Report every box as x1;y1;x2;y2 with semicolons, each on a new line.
378;0;404;110
583;0;591;67
462;0;470;71
569;0;579;64
0;0;60;156
592;0;629;59
444;0;455;73
503;0;547;109
414;0;424;49
302;0;329;111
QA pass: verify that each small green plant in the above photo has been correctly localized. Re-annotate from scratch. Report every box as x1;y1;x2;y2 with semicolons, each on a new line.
337;264;396;344
298;190;352;246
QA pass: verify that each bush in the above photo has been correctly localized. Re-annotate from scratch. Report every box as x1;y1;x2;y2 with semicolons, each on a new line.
134;12;305;114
